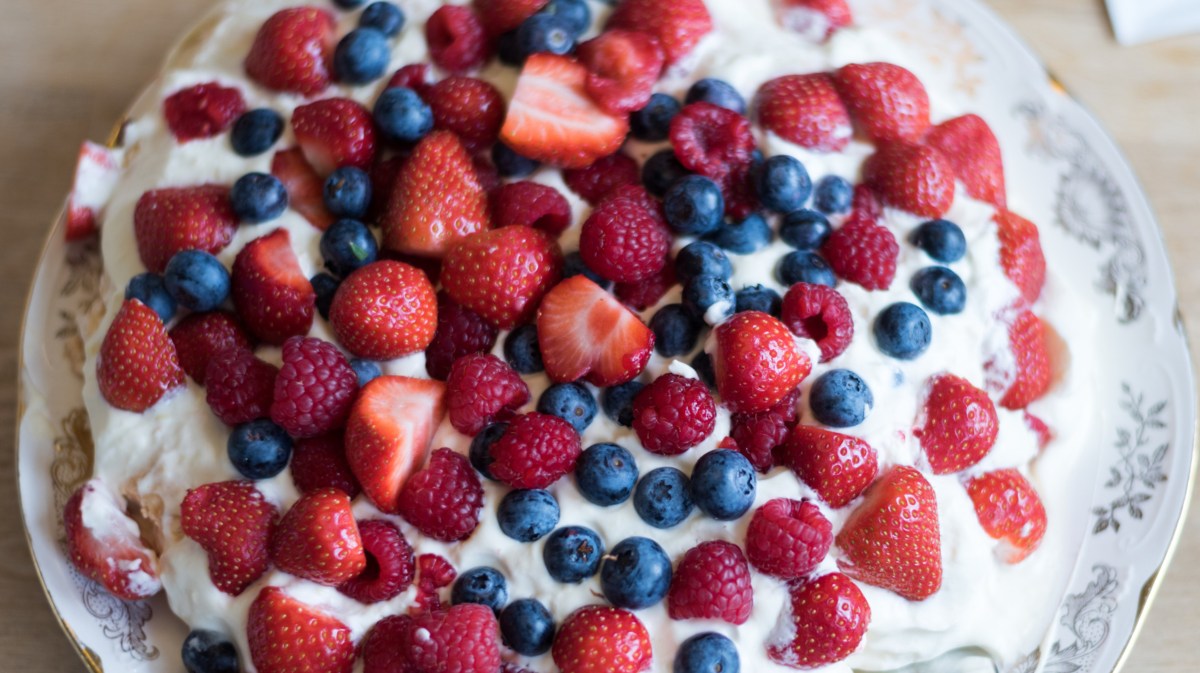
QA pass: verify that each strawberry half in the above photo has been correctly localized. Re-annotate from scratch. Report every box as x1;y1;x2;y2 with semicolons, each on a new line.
64;479;161;601
442;225;563;330
180;480;279;596
65;141;120;241
244;7;335;97
231;229;316;345
247;586;355;673
553;605;653;673
97;299;184;412
994;209;1046;305
270;488;365;586
775;0;853;40
925;113;1007;209
133;185;236;273
536;275;654;387
988;309;1052;410
767;572;869;667
833;62;931;143
713;311;812;413
776;425;878;508
271;148;334;230
862;140;955;218
329;260;438;360
916;374;998;474
755;73;851;152
966;469;1048;563
292;97;377;175
578;30;665;115
474;0;549;35
163;82;246;143
606;0;713;65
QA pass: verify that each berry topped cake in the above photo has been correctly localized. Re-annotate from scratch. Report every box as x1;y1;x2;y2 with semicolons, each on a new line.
59;0;1087;671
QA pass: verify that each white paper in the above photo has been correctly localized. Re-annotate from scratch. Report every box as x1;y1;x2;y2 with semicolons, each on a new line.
1106;0;1200;45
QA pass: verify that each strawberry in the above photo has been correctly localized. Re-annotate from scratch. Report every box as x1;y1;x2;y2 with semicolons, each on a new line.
606;0;713;65
833;62;930;143
292;98;377;175
97;299;184;412
776;426;878;508
766;573;869;668
65;141;120;241
667;540;754;625
713;311;811;413
163;82;246;143
426;77;507;154
754;74;851;152
966;469;1047;563
925;114;1007;208
270;488;365;586
64;479;161;601
231;229;315;345
133;185;236;273
169;310;254;385
382;130;491;259
474;0;549;35
989;309;1052;409
553;605;653;673
442;225;563;329
244;7;335;97
1025;411;1053;450
500;53;630;169
916;374;998;474
775;0;853;40
247;586;355;673
345;375;446;513
862;140;955;218
362;604;501;673
180;480;279;595
536;275;654;386
994;209;1046;305
329;260;438;360
270;147;335;230
398;448;485;542
836;466;941;600
577;30;665;114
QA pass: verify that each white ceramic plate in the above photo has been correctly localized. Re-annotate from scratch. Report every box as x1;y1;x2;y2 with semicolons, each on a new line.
16;1;1197;671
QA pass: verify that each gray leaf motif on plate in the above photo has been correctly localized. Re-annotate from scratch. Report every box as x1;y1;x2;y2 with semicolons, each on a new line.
1040;565;1121;673
1092;383;1169;534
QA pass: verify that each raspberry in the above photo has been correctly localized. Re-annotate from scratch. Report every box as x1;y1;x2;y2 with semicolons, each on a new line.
163;82;246;142
579;192;671;283
718;160;761;219
491;181;572;235
205;349;278;426
363;615;411;673
366;605;500;673
169;310;253;385
398;448;484;542
780;283;854;362
614;262;676;311
745;498;832;578
289;433;361;498
851;183;883;224
729;409;789;472
425;293;499;381
338;519;415;604
821;220;899;291
386;63;435;95
563;152;640;204
667;540;753;625
426;76;506;154
425;6;490;74
270;336;358;438
474;155;502;194
489;412;582;488
669;102;756;180
413;553;457;613
446;354;531;436
632;373;716;456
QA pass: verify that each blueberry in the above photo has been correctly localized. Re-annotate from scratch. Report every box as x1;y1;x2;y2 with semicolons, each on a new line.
910;266;967;315
498;489;560;542
814;175;853;214
350;359;381;387
500;598;556;656
231;172;288;224
227;419;292;480
470;422;508;480
600;537;672;609
779;209;832;250
873;302;932;360
601;380;644;427
312;273;340;320
643;149;691;197
334;28;390;84
492;142;539;177
537;0;591;36
665;175;725;235
333;0;367;7
735;284;782;316
705;213;772;254
515;14;575;60
675;241;732;283
685;78;746;114
374;87;433;143
125;273;176;323
575;443;638;506
691;351;716;389
323;166;372;219
504;323;544;373
451;566;508;612
756;155;812;213
537;382;597;433
651;304;702;357
164;250;230;312
562;251;606;286
320;219;378;277
231;109;284;157
809;369;873;427
360;2;405;36
543;525;604;583
181;629;239;673
777;251;835;287
910;219;966;263
634;467;694;528
631;94;681;142
674;632;740;673
683;275;736;325
690;449;756;520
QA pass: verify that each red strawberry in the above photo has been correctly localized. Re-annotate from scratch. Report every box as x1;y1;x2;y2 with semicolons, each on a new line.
442;225;564;329
163;82;246;143
491;181;572;235
337;519;414;604
474;0;549;35
780;282;854;362
916;374;998;474
387;63;436;95
271;147;335;230
363;604;500;673
563;152;640;204
579;188;671;283
670;102;756;181
180;480;278;595
632;374;716;455
606;0;713;65
777;426;878;508
966;469;1047;563
329;260;438;360
745;498;832;578
398;448;485;542
994;209;1046;305
205;348;278;426
536;275;654;386
425;5;490;74
290;432;361;498
345;376;446;513
65;141;120;241
862;140;955;218
1025;411;1053;450
425;292;498;380
292;98;377;175
553;605;652;673
270;336;359;438
489;412;582;489
775;0;853;40
97;299;184;412
989;309;1052;409
64;479;161;601
426;77;506;154
836;466;942;600
244;7;335;97
578;30;665;114
169;310;253;385
270;488;365;585
925;114;1006;208
766;573;869;668
833;62;931;143
821;219;899;290
446;354;530;436
247;586;354;673
754;74;851;152
500;53;630;169
133;185;236;273
231;229;316;345
713;311;811;413
667;540;753;625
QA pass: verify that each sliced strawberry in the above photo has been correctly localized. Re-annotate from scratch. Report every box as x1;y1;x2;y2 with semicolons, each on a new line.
862;140;955;218
97;299;184;412
133;185;236;273
292;97;377;175
775;0;853;40
169;310;254;385
994;209;1046;305
64;479;161;601
247;586;355;673
244;7;335;97
916;374;998;474
577;30;664;115
966;469;1047;563
270;488;365;586
426;77;507;154
754;73;851;152
925;114;1007;209
766;572;869;668
776;425;878;508
181;480;279;596
442;225;563;329
65;141;120;241
474;0;548;34
988;309;1052;410
713;311;812;413
270;147;335;230
606;0;713;65
231;229;315;345
163;82;246;143
536;275;654;386
833;62;930;143
329;260;438;360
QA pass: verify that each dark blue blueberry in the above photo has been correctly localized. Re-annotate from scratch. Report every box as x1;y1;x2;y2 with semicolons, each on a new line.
333;0;367;7
601;380;644;427
350;359;381;387
537;0;591;36
323;166;372;219
164;250;230;312
910;219;966;263
499;599;556;656
683;275;735;325
689;449;756;520
360;2;405;36
756;155;812;213
562;251;606;286
492;142;540;177
537;382;597;433
643;149;691;197
334;28;391;84
691;351;716;389
451;566;508;612
496;30;525;66
125;273;176;323
470;422;507;481
600;537;672;609
910;266;967;315
651;304;702;357
230;172;288;224
227;419;292;480
543;526;604;583
373;87;433;143
634;467;694;529
814;175;853;214
575;443;638;506
320;219;378;277
311;273;340;320
231;108;284;157
674;633;740;673
515;14;575;60
498;488;560;542
181;629;239;673
665;175;725;235
631;94;681;142
735;284;782;316
504;323;544;373
809;369;873;428
705;213;772;254
779;209;832;250
675;241;732;283
777;251;835;287
685;78;746;114
873;302;932;360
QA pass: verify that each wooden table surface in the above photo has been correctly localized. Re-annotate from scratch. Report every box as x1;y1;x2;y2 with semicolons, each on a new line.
2;0;1197;670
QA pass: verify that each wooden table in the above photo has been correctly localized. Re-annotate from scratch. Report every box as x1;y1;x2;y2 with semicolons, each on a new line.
1;0;1196;670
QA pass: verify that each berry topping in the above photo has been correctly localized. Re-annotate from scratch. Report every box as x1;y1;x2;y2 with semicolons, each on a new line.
320;217;377;277
133;185;236;274
452;566;509;612
670;102;756;181
333;28;391;85
537;275;655;386
600;537;673;609
632;374;716;456
338;519;415;603
563;152;641;204
180;480;278;595
447;354;531;436
271;487;365;585
181;630;239;673
498;488;560;542
169;310;252;385
814;175;854;214
413;553;459;613
777;426;878;508
490;412;582;488
990;309;1053;409
65;141;120;241
271;147;335;230
292;97;376;175
443;225;564;329
873;301;932;360
650;304;702;357
776;0;854;39
492;180;572;235
757;155;813;213
917;374;998;474
474;0;550;35
373;87;434;144
862;140;955;218
244;7;335;96
667;540;753;625
745;498;832;578
994;209;1047;305
205;349;278;426
230;173;288;225
500;598;556;656
925;113;1007;209
755;73;851;152
538;382;597;433
630;93;681;142
231;229;315;345
781;282;854;362
766;573;870;668
330;260;438;360
579;188;671;283
64;480;161;601
821;219;899;290
728;393;796;472
634;467;695;529
713;310;811;413
247;586;354;673
425;5;490;73
365;604;501;673
614;259;677;311
97;299;184;412
577;29;665;114
575;442;638;506
398;448;485;542
425;293;499;380
809;368;873;427
910;218;966;263
232;108;285;157
833;62;931;143
163;82;246;143
426;76;507;154
966;469;1048;563
912;266;967;315
606;0;713;65
665;175;725;236
690;449;757;521
270;336;358;438
290;432;362;498
544;525;605;583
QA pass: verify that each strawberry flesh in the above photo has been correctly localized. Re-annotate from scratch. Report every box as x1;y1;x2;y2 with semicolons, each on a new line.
536;275;654;387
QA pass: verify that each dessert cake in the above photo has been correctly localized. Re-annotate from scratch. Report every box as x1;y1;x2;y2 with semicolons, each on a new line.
58;0;1087;671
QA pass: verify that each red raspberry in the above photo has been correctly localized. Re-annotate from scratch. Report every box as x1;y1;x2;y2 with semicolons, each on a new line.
338;519;415;604
365;604;500;673
169;310;253;385
387;63;435;95
398;448;484;542
614;260;676;311
745;498;832;578
821;220;899;291
425;6;490;74
852;184;883;224
491;181;572;235
667;540;753;625
729;408;790;472
780;283;854;362
425;293;499;381
489;412;582;488
163;82;246;143
777;426;878;508
474;155;502;195
718;160;761;219
413;553;457;614
669;102;756;181
632;374;716;456
204;349;278;426
290;432;361;499
426;76;506;154
563;152;640;204
270;336;359;438
579;191;671;283
446;354;531;436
